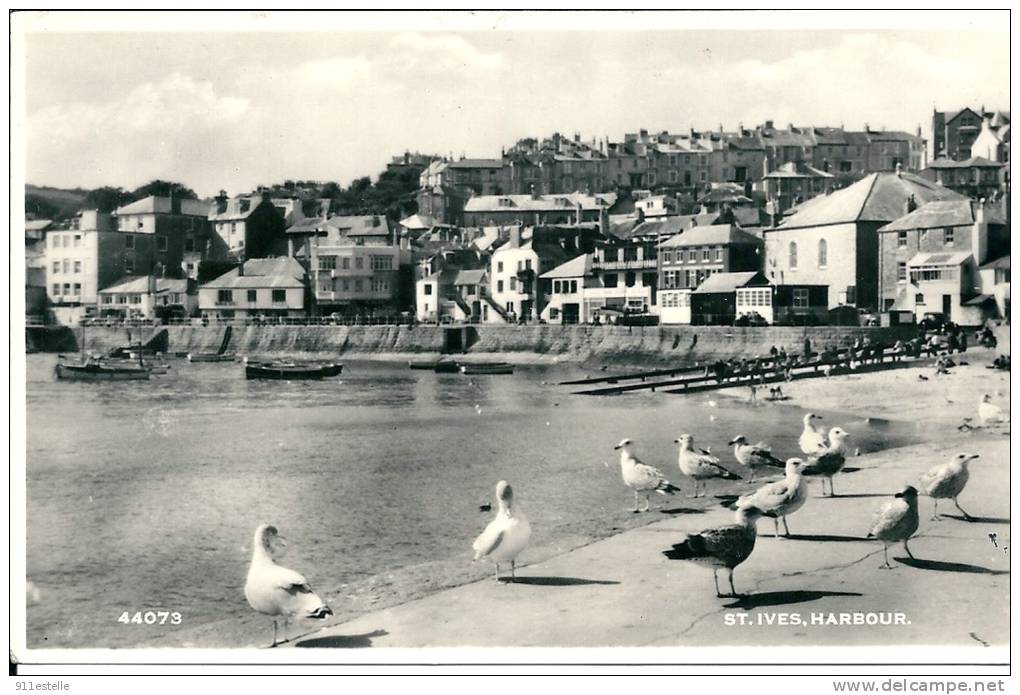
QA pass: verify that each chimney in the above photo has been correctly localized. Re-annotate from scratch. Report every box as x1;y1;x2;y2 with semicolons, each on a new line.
237;259;245;277
599;205;609;238
510;226;521;248
765;120;774;130
261;190;271;204
216;190;228;214
972;199;989;265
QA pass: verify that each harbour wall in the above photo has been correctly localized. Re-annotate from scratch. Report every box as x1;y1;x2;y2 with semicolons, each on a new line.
55;323;927;366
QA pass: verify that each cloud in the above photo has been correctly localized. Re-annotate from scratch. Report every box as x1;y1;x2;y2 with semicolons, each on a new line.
297;56;373;87
387;32;503;71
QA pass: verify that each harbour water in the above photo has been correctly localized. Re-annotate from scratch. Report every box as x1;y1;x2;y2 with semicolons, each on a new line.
24;354;928;648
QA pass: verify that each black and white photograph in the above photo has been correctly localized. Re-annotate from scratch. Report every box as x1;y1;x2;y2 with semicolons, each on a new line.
9;8;1011;682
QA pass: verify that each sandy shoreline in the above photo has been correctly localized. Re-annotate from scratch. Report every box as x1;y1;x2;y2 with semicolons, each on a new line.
133;348;1009;650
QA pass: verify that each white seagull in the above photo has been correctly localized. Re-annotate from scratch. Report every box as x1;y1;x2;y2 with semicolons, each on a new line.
472;480;531;582
798;413;827;454
244;524;333;647
867;486;920;569
663;504;766;597
615;438;683;512
978;394;1008;426
918;453;981;520
728;435;787;482
736;458;809;538
801;427;851;497
675;434;741;498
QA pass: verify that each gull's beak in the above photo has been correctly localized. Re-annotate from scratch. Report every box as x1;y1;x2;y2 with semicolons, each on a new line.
727;438;737;446
968;453;981;461
673;438;680;443
613;445;621;450
893;492;903;498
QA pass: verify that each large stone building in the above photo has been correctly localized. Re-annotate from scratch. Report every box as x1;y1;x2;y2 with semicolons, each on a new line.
762;170;965;310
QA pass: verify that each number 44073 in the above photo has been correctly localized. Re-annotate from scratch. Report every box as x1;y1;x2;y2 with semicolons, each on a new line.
117;611;182;625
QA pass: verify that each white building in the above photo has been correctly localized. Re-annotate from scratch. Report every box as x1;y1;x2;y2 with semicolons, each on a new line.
97;276;196;320
198;257;307;321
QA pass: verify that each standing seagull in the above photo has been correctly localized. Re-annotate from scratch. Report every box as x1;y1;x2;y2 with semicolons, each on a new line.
244;524;333;647
736;458;809;538
798;413;827;454
662;505;766;597
615;439;683;512
978;394;1008;426
867;486;920;569
801;427;851;497
728;435;787;482
472;480;531;582
918;453;980;520
675;434;741;497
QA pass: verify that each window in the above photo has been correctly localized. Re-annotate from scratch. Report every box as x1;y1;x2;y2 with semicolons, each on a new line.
272;289;286;303
714;248;722;262
341;279;350;291
497;261;504;273
517;260;523;272
625;271;636;287
185;238;195;252
897;231;907;248
424;284;433;296
157;236;168;252
497;280;504;293
371;278;389;292
817;239;827;268
354;279;363;292
792;288;809;308
62;235;69;247
116;294;126;304
73;235;81;247
510;277;517;291
101;294;112;304
688;250;697;262
944;227;955;246
789;241;798;269
341;257;350;270
603;273;618;288
915;293;925;305
662;251;673;264
217;290;233;303
553;280;561;293
319;256;337;270
355;257;364;270
186;263;195;275
52;284;60;295
371;255;393;271
52;261;60;274
72;283;80;295
569;280;577;293
702;248;710;262
247;290;257;303
125;234;134;249
74;260;82;273
63;259;70;273
525;259;532;271
129;294;141;305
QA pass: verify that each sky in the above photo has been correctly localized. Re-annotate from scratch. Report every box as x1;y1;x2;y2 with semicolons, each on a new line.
17;12;1010;198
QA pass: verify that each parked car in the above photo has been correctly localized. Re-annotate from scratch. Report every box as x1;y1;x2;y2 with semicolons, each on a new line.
734;311;769;327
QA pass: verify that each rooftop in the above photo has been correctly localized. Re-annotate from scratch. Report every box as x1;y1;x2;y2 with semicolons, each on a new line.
878;200;1006;233
98;276;191;294
201;257;306;290
659;224;762;248
464;192;616;213
692;271;767;294
540;253;593;279
115;195;211;217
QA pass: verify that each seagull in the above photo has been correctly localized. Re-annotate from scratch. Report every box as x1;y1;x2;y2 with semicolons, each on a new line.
798;413;827;454
472;480;531;582
727;435;786;482
978;394;1008;426
801;427;850;497
918;453;980;520
736;458;809;538
662;504;766;597
244;524;333;647
675;434;741;497
867;486;920;569
615;439;683;512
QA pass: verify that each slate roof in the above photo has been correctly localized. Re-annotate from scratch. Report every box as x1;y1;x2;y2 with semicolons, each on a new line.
878;200;1006;233
628;213;720;242
99;276;191;294
464;192;616;213
692;271;766;294
769;172;965;230
201;257;306;289
980;254;1010;270
659;224;762;248
764;161;833;179
540;254;593;279
453;269;487;286
906;251;972;267
116;196;211;217
25;219;53;232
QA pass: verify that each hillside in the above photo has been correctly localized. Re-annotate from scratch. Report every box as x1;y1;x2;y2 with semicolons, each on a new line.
25;184;89;220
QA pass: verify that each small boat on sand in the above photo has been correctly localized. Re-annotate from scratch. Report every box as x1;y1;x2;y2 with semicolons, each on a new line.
459;362;514;375
409;360;461;373
245;361;343;380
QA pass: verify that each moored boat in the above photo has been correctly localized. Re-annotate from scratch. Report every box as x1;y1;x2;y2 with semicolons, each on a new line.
245;361;343;380
55;361;151;381
187;352;237;363
459;362;514;375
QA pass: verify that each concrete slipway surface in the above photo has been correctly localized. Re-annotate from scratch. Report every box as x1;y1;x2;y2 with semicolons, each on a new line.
277;361;1010;655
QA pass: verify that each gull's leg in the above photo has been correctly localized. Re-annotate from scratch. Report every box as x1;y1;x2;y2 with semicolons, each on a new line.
931;499;940;521
494;562;500;582
713;569;722;598
773;518;780;538
728;569;738;597
783;516;791;537
953;497;974;521
272;619;278;647
829;476;837;497
879;544;893;569
632;489;640;513
510;560;516;582
642;492;651;512
903;538;915;560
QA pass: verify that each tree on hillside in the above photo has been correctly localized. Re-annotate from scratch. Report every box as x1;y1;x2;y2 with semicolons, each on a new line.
130;180;198;201
84;186;132;212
